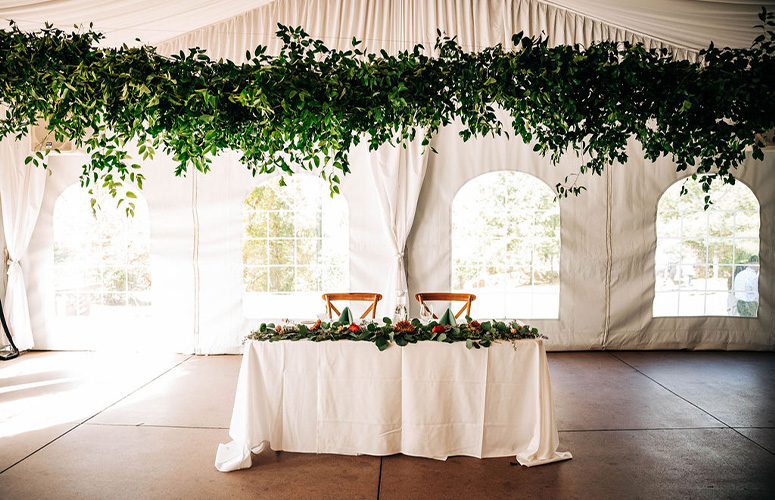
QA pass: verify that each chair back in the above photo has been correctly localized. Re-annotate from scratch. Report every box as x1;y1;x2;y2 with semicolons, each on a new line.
322;293;383;320
415;293;476;319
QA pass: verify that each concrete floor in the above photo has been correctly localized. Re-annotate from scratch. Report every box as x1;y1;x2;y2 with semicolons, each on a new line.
1;350;774;499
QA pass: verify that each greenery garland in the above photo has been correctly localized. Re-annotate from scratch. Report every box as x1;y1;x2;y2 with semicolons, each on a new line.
0;9;773;212
246;317;545;351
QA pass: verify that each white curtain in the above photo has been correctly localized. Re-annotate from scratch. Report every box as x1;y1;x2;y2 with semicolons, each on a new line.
0;135;46;351
371;135;429;319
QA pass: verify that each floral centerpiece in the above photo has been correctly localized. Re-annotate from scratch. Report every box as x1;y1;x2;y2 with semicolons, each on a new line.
246;315;546;351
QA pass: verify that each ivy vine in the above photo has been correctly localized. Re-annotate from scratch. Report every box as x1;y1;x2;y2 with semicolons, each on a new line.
0;8;773;212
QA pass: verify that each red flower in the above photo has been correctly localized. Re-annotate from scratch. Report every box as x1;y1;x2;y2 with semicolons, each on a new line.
432;325;445;333
348;323;361;332
311;319;321;331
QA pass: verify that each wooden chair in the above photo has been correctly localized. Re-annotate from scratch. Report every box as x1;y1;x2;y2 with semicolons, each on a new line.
322;293;383;320
415;293;476;320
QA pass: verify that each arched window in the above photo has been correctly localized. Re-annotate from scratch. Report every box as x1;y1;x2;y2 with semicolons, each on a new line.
53;185;152;318
243;176;349;318
451;171;560;319
654;179;760;317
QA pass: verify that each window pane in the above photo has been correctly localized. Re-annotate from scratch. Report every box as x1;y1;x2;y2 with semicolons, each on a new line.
655;179;759;317
243;239;267;266
243;176;349;317
268;211;294;237
268;266;294;292
451;172;560;319
53;185;152;318
244;267;268;292
243;211;267;238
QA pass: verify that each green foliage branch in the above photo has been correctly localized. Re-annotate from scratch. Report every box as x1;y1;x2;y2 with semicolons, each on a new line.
247;317;545;351
0;9;773;210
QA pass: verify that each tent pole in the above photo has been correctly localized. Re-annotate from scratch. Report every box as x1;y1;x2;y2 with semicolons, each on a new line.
0;295;20;361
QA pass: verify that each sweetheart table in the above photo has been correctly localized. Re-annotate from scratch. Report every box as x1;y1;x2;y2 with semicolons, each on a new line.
215;338;571;471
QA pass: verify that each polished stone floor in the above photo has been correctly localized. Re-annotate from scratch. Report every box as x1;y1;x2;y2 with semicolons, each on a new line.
1;350;774;499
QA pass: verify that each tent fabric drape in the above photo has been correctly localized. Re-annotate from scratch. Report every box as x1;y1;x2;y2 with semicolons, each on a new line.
0;135;45;352
370;136;429;319
1;0;770;51
156;0;774;63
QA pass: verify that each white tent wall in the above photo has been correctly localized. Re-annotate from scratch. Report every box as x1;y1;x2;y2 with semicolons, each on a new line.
25;152;197;353
408;117;610;349
20;132;773;353
189;144;390;354
409;122;774;350
5;0;775;353
21;144;392;354
605;145;775;350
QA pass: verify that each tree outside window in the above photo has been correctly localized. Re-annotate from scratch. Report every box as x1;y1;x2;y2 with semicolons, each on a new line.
451;171;560;319
654;179;760;317
53;185;152;318
243;176;348;319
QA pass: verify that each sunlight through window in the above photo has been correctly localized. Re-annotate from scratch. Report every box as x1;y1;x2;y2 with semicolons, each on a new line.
242;176;349;319
451;171;560;319
654;179;760;317
53;185;152;319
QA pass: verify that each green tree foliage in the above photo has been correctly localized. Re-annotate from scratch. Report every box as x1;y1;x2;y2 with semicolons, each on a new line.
451;172;560;291
1;9;773;208
657;179;759;282
243;176;347;294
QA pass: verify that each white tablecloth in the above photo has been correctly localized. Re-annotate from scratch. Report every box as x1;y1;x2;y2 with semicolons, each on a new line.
215;339;571;471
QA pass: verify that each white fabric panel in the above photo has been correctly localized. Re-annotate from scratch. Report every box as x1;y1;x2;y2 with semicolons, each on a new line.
548;0;775;50
215;339;570;471
0;134;45;351
0;202;6;304
155;0;731;61
25;151;197;352
409;113;609;350
605;146;775;350
370;137;429;318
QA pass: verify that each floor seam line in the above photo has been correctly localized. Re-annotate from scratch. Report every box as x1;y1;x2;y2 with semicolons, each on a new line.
85;422;229;430
377;456;383;500
0;354;195;475
608;352;775;457
558;426;728;432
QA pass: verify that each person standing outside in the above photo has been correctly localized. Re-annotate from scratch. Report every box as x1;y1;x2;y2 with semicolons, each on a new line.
734;256;759;317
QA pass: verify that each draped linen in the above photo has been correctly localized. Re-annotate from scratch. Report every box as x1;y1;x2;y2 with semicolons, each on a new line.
370;136;429;319
215;339;571;471
155;0;775;62
0;135;46;351
1;1;769;51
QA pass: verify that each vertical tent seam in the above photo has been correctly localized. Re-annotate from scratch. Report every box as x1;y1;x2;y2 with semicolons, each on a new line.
192;170;201;354
602;166;613;348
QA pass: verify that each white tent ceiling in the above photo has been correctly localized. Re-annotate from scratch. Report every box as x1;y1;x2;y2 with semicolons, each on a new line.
0;0;275;47
0;0;773;50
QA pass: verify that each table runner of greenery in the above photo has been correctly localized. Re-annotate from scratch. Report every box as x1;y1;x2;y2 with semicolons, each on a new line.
246;317;546;351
